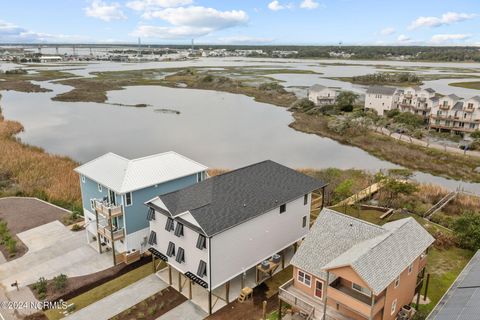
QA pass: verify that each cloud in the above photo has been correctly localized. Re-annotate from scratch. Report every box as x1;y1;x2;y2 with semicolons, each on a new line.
408;12;476;30
397;34;411;42
300;0;320;9
126;0;192;11
131;6;248;39
430;33;471;44
0;20;87;43
268;1;293;11
380;27;396;36
85;0;126;21
216;35;274;44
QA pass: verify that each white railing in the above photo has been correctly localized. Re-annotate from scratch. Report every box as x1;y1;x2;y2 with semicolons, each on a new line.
279;279;315;319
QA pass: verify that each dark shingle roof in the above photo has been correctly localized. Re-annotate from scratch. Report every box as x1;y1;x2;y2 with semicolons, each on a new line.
152;160;326;236
424;88;436;93
452;101;464;111
428;250;480;320
447;94;462;101
366;86;397;95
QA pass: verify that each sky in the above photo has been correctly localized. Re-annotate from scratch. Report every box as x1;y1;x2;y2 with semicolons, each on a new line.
0;0;479;45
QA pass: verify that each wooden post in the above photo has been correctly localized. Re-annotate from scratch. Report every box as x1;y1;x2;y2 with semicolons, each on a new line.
321;187;325;209
189;280;192;300
277;299;282;320
226;281;230;303
208;290;212;315
322;271;329;320
423;273;430;301
152;255;156;273
369;295;375;320
168;264;172;285
241;272;245;289
281;252;285;270
95;207;102;254
293;242;298;254
262;300;267;320
416;291;421;309
110;212;116;265
178;272;182;292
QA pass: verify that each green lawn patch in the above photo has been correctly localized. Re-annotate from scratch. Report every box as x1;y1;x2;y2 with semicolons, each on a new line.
449;81;480;90
44;263;155;320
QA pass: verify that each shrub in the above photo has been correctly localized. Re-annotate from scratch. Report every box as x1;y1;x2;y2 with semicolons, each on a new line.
0;221;7;236
71;224;82;231
147;306;157;316
53;274;68;291
137;312;145;319
6;238;16;255
34;277;48;294
453;213;480;250
433;231;457;250
290;98;315;112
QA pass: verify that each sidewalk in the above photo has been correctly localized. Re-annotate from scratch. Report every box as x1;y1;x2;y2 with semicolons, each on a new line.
65;274;167;320
157;300;207;320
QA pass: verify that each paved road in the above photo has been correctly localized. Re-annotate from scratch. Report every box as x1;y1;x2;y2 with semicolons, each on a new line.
65;274;167;320
157;300;207;320
0;222;112;291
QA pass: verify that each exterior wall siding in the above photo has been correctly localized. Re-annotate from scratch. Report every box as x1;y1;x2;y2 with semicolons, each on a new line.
210;195;311;289
149;211;209;284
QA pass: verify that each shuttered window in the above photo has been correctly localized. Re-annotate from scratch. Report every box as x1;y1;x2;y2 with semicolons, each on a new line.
196;234;207;250
148;231;157;245
174;223;184;237
166;241;175;257
147;208;155;221
197;260;207;277
165;218;174;231
176;247;185;263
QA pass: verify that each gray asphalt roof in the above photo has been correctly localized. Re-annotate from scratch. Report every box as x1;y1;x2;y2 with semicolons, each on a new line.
148;160;326;236
452;101;465;111
291;208;434;295
366;86;397;95
447;94;462;100
428;250;480;320
424;88;436;93
469;96;480;103
309;84;327;92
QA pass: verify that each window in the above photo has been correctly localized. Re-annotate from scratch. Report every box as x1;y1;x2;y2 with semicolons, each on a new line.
468;103;474;109
81;175;85;183
352;283;372;297
166;241;175;257
197;260;207;277
279;204;286;214
165;218;175;232
391;299;397;316
302;216;307;228
196;234;207;250
303;194;308;205
125;192;132;206
394;276;400;288
148;231;157;245
90;199;95;210
408;264;413;275
147;208;155;221
176;247;185;263
314;280;323;299
197;172;203;182
297;270;311;287
174;223;184;237
98;184;102;192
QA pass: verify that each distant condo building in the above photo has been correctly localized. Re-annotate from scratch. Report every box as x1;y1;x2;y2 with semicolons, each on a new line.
365;85;480;135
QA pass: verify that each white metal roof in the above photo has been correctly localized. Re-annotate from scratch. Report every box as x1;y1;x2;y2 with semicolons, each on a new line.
74;152;208;193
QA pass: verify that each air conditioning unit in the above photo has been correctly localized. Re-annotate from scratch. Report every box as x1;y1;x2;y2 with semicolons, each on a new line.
272;254;281;264
261;260;270;270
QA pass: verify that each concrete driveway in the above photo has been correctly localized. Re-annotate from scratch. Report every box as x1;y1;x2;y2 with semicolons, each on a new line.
0;221;112;291
157;300;207;320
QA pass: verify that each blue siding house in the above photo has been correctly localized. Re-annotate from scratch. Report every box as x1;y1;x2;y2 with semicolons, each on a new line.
75;152;207;265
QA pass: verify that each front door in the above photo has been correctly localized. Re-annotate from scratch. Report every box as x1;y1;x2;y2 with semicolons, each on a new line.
315;280;323;299
109;189;116;206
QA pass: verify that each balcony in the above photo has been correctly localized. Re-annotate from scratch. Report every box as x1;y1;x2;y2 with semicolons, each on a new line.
279;279;352;320
440;104;450;110
94;199;123;218
328;279;385;318
97;224;125;241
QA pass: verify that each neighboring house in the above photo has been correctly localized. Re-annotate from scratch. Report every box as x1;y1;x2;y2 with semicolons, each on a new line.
75;152;208;265
145;160;327;314
365;86;400;116
427;250;480;320
399;87;437;119
279;208;434;320
430;95;480;135
308;84;338;106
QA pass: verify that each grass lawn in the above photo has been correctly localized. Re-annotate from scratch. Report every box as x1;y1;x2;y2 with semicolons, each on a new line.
329;206;474;315
44;263;155;320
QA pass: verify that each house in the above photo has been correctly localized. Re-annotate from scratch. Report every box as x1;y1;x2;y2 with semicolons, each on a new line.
74;152;208;265
279;208;434;320
145;160;327;314
365;86;400;115
430;95;480;135
39;55;63;63
308;84;338;106
399;87;437;119
427;250;480;320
